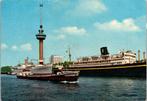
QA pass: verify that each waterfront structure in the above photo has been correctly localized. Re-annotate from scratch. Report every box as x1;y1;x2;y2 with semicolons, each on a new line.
36;3;46;65
36;25;46;64
50;55;63;64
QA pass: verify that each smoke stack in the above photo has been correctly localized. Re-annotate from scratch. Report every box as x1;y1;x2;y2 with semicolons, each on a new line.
100;47;109;55
138;50;140;62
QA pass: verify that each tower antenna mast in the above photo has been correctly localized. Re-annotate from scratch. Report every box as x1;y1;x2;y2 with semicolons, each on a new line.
40;0;43;26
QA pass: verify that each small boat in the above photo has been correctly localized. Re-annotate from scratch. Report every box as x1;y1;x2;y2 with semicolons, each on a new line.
16;65;80;82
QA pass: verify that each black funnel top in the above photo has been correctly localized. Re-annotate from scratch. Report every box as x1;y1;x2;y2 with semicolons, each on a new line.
100;47;109;55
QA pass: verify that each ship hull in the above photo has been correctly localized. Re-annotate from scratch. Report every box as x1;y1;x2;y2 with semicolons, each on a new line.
17;75;79;81
17;71;80;82
79;66;146;77
65;62;146;77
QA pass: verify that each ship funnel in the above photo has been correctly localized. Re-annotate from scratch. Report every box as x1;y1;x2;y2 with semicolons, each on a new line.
100;47;109;55
138;50;140;62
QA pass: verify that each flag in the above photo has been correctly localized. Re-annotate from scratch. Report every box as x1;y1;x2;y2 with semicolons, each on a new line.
40;4;43;7
66;50;68;53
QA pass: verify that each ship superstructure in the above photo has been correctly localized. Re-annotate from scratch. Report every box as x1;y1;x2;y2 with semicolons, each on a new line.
73;47;137;67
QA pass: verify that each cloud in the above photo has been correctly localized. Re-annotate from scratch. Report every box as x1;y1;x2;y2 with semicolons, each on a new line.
94;18;141;32
11;45;18;51
56;26;86;35
56;34;66;40
1;43;32;51
20;43;32;51
67;0;107;17
0;43;8;50
54;26;87;40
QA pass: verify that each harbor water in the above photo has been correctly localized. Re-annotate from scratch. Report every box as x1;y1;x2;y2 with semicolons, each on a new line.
1;75;146;101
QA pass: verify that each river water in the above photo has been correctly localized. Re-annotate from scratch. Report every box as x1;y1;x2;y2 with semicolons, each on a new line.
1;75;146;101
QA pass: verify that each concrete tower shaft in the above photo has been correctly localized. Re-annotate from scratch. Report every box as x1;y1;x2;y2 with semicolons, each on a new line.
36;25;46;64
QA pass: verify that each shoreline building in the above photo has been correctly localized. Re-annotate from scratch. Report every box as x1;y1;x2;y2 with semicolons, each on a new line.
50;55;63;64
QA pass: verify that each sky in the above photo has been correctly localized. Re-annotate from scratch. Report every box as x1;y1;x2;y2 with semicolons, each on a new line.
0;0;146;66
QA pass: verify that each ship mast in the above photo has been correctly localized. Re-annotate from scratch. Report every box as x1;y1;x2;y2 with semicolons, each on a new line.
68;47;71;62
66;47;71;62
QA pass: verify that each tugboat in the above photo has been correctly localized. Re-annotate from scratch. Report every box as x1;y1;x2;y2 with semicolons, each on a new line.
16;65;80;82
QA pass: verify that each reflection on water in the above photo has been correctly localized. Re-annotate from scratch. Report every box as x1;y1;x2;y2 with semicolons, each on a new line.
1;75;146;101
